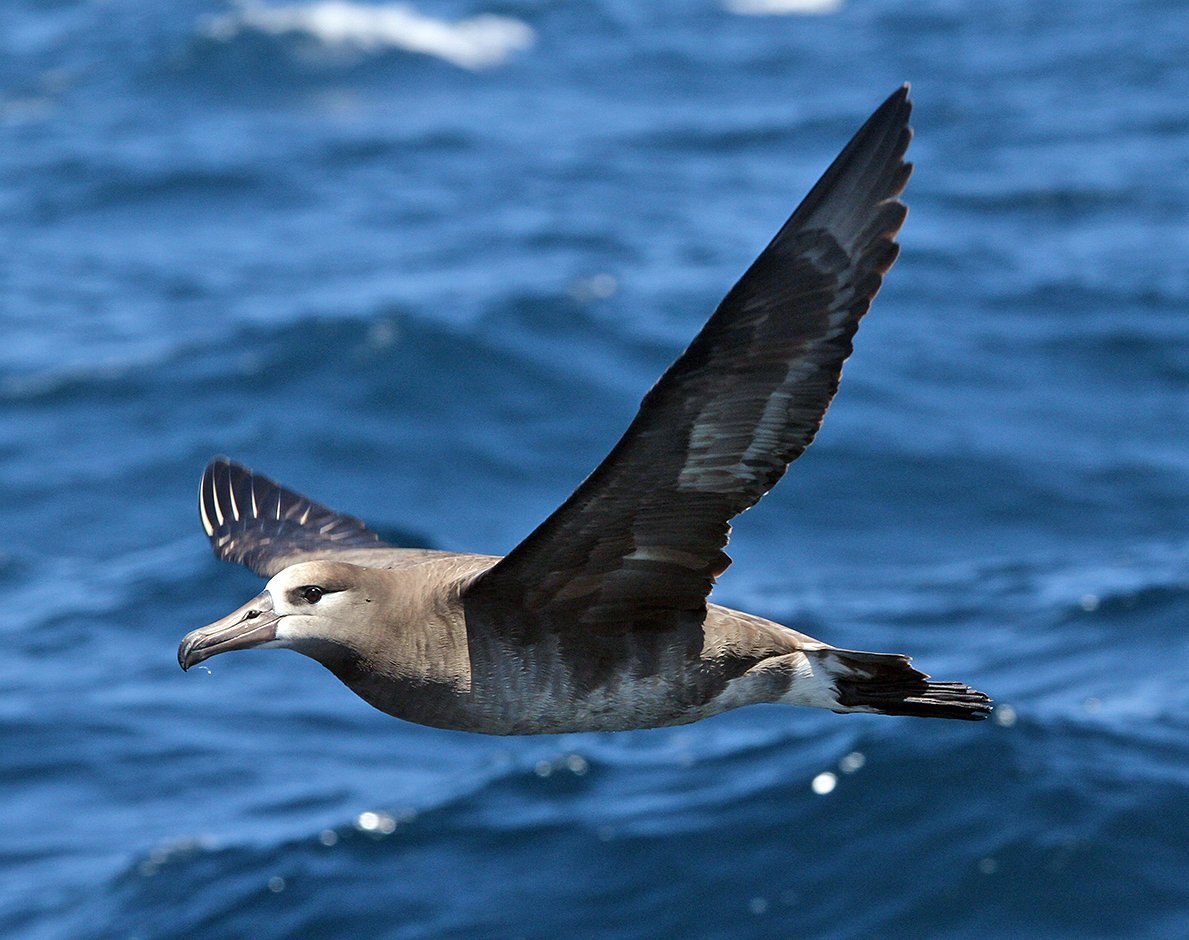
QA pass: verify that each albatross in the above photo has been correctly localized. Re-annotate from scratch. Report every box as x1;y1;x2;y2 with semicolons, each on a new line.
179;86;991;733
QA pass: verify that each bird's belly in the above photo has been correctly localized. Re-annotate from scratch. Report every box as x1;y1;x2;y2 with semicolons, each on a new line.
346;615;801;734
452;643;782;734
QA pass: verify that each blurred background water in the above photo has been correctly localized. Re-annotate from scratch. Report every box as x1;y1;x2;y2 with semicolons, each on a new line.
3;1;1188;937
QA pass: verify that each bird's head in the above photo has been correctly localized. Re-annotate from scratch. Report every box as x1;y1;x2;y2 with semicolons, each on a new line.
178;561;379;671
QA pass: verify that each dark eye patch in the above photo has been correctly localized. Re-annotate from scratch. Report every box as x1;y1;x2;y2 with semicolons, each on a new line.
297;585;325;604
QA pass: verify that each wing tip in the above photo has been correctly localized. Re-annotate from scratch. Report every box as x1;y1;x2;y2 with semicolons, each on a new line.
861;83;913;145
876;82;911;120
773;84;914;253
848;82;914;180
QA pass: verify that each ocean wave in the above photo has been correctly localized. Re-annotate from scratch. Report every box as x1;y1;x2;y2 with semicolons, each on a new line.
112;718;864;885
202;1;535;71
0;311;446;405
753;540;1189;624
0;290;646;419
0;538;200;636
100;725;1187;940
724;0;844;15
1026;541;1189;618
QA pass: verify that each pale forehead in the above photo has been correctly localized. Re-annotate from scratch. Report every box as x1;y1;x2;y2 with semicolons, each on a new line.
267;560;345;590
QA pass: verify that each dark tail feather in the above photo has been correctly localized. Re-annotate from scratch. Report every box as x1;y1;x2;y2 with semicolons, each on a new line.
821;649;992;721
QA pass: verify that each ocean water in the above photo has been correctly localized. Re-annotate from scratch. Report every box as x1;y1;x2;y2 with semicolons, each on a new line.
3;0;1188;937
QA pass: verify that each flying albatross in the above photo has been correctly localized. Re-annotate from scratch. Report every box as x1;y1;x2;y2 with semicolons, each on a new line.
179;86;991;733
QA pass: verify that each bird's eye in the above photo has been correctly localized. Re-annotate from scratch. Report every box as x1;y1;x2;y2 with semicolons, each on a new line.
299;586;324;604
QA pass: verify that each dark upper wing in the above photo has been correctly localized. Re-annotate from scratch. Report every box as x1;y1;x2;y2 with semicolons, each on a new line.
199;457;423;577
466;86;913;638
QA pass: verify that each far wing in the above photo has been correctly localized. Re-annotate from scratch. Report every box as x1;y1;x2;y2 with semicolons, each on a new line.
466;86;913;639
198;457;434;577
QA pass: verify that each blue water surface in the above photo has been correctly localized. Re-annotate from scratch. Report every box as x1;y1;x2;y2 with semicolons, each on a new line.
3;1;1187;937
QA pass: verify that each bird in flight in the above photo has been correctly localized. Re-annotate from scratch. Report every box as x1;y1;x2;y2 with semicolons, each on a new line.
179;86;991;733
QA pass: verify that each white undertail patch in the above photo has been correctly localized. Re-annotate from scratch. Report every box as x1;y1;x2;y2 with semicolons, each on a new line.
776;651;847;711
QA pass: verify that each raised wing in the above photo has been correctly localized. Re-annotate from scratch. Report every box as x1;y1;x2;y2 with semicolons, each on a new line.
199;457;429;577
467;86;913;638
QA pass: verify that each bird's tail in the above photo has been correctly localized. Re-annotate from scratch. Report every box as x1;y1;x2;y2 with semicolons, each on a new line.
812;648;992;721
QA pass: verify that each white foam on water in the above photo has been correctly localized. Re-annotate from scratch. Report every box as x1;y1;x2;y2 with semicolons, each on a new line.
205;1;535;70
725;0;844;15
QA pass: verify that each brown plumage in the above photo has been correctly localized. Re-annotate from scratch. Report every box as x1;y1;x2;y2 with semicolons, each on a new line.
179;86;992;733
